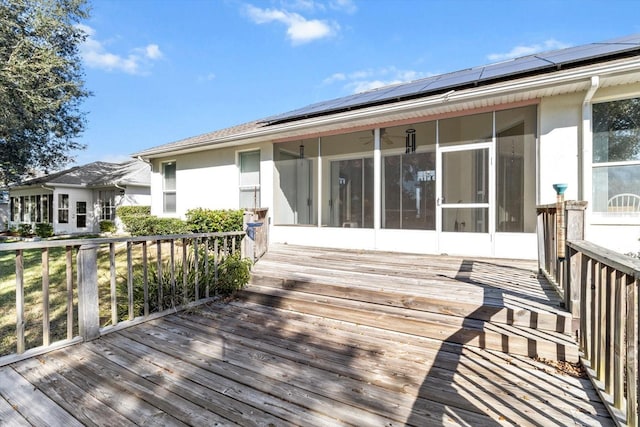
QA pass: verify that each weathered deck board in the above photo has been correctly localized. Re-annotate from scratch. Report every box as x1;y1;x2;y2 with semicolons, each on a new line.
0;245;613;426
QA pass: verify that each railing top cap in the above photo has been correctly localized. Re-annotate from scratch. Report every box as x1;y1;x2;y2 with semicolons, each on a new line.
0;231;246;252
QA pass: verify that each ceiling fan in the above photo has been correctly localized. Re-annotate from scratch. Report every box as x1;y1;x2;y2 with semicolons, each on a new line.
359;128;403;146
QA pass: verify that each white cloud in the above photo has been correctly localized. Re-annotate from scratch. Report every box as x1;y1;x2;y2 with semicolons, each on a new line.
145;44;163;60
322;72;346;84
325;66;433;94
77;24;163;75
245;4;338;45
487;39;571;62
329;0;357;13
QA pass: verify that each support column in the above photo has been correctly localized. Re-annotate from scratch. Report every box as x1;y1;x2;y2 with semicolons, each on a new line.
77;244;100;341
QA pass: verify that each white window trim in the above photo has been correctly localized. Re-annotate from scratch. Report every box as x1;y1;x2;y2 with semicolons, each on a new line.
162;160;177;214
589;97;640;224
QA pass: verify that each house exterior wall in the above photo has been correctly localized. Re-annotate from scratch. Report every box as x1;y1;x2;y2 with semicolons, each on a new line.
9;186;93;235
149;82;640;258
150;142;273;217
0;199;8;231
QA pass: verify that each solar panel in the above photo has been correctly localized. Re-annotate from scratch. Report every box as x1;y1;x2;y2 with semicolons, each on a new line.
479;56;552;80
266;34;640;124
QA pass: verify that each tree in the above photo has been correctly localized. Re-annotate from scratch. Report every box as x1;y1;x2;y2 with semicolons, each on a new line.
0;0;90;185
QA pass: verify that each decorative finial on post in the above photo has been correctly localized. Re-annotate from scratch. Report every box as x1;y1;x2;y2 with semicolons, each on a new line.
553;184;568;260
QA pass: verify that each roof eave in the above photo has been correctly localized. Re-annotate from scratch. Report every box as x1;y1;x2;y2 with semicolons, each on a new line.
136;56;640;160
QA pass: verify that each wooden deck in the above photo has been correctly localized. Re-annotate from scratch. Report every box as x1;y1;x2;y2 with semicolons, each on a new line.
0;244;613;426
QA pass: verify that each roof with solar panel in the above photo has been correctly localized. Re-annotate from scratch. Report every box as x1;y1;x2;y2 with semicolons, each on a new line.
134;34;640;158
261;33;640;125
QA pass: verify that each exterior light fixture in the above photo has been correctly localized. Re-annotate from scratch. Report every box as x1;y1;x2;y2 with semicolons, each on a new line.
299;144;304;159
405;129;416;154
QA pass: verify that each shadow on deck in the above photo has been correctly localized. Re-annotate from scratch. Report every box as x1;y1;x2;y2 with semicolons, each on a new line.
0;244;612;426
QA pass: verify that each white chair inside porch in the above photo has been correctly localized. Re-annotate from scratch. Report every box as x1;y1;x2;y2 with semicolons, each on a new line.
607;193;640;212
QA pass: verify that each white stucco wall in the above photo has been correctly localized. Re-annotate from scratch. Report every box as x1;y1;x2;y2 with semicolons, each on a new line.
146;82;640;258
538;93;582;204
151;142;274;218
0;203;8;230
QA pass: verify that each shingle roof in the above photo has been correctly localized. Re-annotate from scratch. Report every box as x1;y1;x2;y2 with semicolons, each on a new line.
11;159;150;189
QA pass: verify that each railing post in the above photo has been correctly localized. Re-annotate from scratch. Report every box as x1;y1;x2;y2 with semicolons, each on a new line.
628;277;640;425
77;243;100;341
565;201;588;325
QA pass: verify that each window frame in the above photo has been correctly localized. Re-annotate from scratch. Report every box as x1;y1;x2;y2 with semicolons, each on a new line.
58;194;69;224
98;190;116;221
162;161;177;214
591;96;640;224
238;150;261;210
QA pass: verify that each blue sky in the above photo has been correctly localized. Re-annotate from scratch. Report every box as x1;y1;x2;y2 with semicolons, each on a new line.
73;0;640;165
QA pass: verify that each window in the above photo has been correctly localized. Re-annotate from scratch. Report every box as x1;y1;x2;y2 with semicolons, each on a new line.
99;190;116;220
592;97;640;213
329;158;374;228
383;152;436;230
274;139;316;225
10;197;19;222
162;162;176;213
239;151;260;210
41;195;53;223
58;194;69;223
495;106;537;232
76;201;87;228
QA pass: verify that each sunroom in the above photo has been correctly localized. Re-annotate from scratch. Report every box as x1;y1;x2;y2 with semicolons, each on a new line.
271;104;537;258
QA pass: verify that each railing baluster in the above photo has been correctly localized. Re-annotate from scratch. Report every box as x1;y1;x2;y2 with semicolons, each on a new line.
15;249;25;354
143;241;149;317
156;239;163;311
182;237;188;305
203;237;209;298
170;239;176;305
214;238;219;292
605;267;614;395
581;256;592;360
42;248;50;347
110;242;117;327
127;241;133;320
613;272;625;409
598;263;607;380
629;277;640;425
194;237;199;301
66;246;73;339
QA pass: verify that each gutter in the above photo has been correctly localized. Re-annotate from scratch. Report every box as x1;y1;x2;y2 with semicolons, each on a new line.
136;57;640;159
581;76;600;220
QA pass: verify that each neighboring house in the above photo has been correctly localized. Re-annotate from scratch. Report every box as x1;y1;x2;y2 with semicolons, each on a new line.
134;34;640;259
8;160;150;235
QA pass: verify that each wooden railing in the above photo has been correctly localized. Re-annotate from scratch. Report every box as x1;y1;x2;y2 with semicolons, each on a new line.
0;231;245;367
538;202;640;426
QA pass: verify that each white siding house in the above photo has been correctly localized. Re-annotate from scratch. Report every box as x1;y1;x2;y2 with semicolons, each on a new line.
135;35;640;259
8;160;150;235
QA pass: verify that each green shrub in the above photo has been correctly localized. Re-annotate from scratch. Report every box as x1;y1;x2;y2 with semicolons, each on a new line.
18;223;32;237
118;247;252;318
186;208;244;248
185;208;244;233
116;205;151;218
116;205;187;236
34;223;54;238
116;205;150;234
217;254;252;295
100;220;116;233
